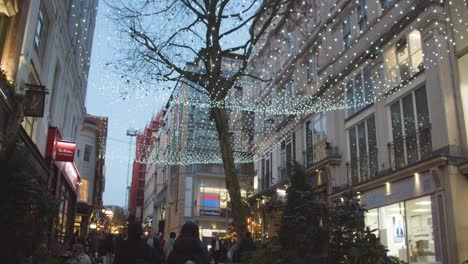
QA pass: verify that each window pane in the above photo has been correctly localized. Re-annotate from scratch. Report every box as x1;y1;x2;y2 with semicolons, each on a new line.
355;74;364;111
385;47;398;86
306;122;313;166
415;87;430;128
313;119;321;143
415;87;432;159
358;0;367;32
365;208;379;237
403;94;417;164
349;128;358;185
391;102;405;169
366;116;378;178
321;114;327;139
378;202;408;260
347;80;355;116
358;122;368;180
391;102;403;139
406;196;438;263
402;94;416;133
408;30;423;72
363;65;374;104
397;38;411;80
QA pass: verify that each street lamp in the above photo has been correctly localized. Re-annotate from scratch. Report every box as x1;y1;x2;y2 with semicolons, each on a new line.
125;128;138;212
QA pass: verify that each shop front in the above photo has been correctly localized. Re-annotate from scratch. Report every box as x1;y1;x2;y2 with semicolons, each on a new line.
46;127;80;245
361;172;443;263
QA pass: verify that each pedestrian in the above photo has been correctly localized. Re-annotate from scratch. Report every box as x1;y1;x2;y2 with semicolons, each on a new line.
163;232;176;262
102;233;114;264
167;222;210;264
113;220;158;264
210;236;224;264
66;243;92;264
146;232;155;248
158;232;166;251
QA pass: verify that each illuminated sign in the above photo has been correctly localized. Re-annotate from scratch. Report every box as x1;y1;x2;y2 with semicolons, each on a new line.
200;209;220;216
55;141;76;162
202;193;220;207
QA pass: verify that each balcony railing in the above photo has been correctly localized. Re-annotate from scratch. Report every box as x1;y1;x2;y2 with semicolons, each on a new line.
303;138;340;168
346;150;379;187
388;125;432;171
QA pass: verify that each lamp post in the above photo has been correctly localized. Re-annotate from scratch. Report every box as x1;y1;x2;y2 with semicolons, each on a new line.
125;128;138;213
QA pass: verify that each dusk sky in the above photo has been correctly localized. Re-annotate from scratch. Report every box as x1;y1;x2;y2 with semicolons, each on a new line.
86;4;170;207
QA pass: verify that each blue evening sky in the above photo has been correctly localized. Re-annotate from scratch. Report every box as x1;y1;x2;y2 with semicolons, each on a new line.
86;5;170;207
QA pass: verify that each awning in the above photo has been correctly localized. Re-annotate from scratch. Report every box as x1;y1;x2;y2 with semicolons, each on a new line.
55;160;80;194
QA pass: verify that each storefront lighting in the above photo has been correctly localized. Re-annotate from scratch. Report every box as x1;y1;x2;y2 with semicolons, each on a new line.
276;189;286;195
415;201;431;205
411;208;430;212
90;223;97;229
388;207;405;212
340;197;344;202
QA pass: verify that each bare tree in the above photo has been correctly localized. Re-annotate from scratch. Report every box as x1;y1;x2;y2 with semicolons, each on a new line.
107;0;296;242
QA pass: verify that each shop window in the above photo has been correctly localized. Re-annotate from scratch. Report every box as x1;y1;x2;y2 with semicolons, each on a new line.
84;144;92;162
346;65;375;116
364;196;440;263
348;115;377;185
384;30;424;88
406;196;437;263
378;202;407;260
79;178;88;202
342;15;352;49
390;86;431;169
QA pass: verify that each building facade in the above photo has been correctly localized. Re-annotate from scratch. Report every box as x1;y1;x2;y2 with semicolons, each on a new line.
156;55;254;243
0;0;99;249
248;0;468;263
129;112;163;220
75;114;108;238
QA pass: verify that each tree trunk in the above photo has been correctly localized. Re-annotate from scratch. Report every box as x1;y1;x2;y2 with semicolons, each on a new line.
211;105;248;242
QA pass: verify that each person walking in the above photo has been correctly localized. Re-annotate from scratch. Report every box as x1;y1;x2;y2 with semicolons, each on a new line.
113;220;158;264
163;232;176;262
167;222;210;264
66;244;92;264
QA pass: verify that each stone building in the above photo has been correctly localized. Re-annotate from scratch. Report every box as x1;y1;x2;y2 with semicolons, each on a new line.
248;0;468;263
0;0;99;247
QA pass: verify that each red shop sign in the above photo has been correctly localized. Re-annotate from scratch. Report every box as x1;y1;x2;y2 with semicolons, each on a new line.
55;141;76;162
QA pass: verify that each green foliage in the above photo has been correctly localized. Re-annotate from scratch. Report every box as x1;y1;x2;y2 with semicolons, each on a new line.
278;162;328;264
0;145;60;263
249;164;406;264
248;237;282;264
328;191;401;264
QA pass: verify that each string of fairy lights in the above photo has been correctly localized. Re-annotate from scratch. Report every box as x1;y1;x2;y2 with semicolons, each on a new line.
94;0;468;166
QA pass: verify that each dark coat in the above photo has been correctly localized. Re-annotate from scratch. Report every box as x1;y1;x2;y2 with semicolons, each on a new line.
114;221;159;264
167;222;210;264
